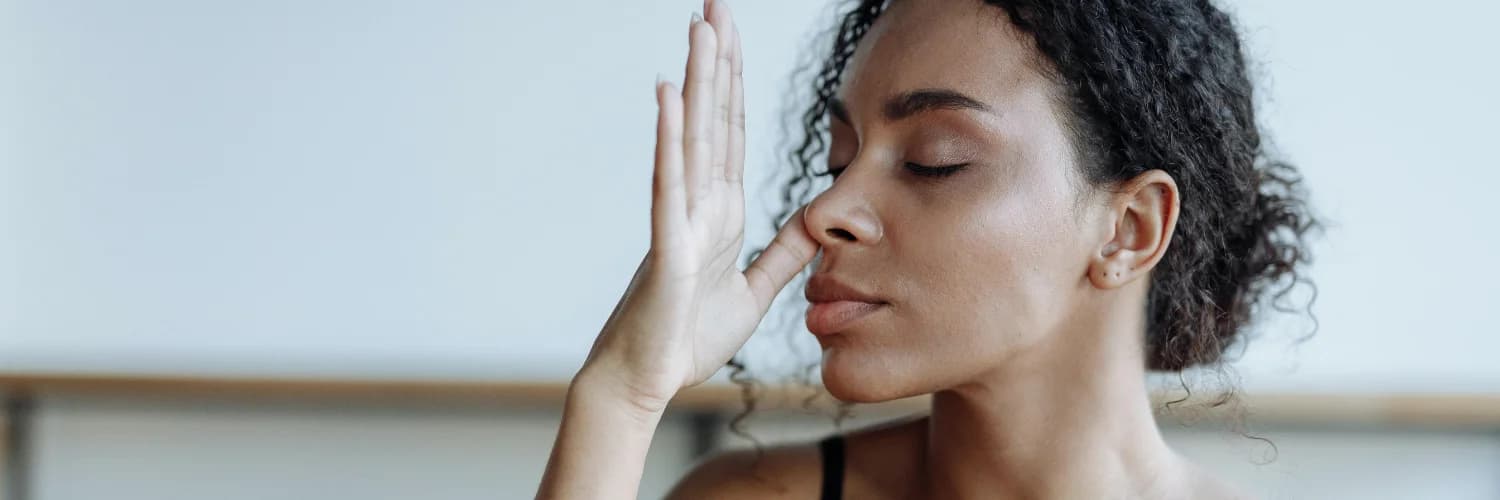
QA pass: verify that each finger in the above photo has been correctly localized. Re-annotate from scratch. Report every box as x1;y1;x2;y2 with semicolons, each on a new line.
745;206;819;313
725;4;745;184
706;0;735;183
653;80;688;251
682;14;718;212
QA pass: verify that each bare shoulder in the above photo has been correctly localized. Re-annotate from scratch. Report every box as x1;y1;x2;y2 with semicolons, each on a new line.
662;441;822;500
663;414;929;500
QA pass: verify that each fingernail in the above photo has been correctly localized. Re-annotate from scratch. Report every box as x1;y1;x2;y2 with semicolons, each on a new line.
691;11;702;24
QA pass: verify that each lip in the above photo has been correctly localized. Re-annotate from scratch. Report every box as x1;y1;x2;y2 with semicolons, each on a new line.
806;300;886;336
805;273;887;336
805;273;886;304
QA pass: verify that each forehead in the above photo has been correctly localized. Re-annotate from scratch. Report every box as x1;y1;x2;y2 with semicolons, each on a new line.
837;0;1051;118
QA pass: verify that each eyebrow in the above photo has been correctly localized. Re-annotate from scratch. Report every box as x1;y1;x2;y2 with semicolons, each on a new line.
828;88;994;124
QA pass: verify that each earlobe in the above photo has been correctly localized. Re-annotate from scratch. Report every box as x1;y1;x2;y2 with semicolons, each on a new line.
1088;246;1136;290
1089;264;1128;289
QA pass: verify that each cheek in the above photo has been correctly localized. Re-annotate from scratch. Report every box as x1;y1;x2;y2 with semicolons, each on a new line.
819;179;1083;400
908;173;1082;350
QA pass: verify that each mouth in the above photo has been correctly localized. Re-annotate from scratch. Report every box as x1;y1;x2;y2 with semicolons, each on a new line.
805;300;887;336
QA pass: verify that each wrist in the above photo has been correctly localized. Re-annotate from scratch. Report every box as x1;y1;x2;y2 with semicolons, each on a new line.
570;365;674;421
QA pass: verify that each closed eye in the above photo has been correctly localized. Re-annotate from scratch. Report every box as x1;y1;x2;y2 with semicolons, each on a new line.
814;162;969;179
904;162;969;178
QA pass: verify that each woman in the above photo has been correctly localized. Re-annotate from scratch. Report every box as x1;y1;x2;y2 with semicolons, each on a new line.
538;0;1315;498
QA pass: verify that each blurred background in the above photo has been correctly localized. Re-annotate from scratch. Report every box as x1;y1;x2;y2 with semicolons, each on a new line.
2;0;1497;498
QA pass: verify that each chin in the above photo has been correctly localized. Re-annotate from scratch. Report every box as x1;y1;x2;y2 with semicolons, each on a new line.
819;345;921;403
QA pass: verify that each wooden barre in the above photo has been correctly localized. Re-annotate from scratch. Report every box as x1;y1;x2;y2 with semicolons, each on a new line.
2;372;1499;428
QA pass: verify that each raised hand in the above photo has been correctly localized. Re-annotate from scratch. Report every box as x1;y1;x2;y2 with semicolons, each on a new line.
576;0;819;414
537;4;819;497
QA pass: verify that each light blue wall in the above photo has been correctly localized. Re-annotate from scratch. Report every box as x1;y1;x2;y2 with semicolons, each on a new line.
3;0;1498;389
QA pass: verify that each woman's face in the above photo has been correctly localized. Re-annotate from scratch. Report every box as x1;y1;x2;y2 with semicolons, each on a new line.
804;0;1106;402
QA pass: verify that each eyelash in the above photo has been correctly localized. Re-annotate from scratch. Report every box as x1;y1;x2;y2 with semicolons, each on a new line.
814;162;969;179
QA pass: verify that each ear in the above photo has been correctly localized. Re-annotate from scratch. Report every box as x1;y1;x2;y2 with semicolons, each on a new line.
1087;169;1180;290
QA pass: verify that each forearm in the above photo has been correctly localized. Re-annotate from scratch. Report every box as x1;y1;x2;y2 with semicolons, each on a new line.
536;370;667;500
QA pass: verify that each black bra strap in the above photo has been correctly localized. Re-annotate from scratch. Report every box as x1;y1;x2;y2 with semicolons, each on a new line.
818;434;845;500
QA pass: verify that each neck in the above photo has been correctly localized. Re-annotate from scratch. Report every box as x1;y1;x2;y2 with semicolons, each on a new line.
917;292;1184;500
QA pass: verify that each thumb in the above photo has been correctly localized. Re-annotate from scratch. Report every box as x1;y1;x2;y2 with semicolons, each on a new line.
745;205;819;313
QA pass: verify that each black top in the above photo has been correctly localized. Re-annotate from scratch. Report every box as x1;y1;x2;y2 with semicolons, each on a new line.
818;434;846;500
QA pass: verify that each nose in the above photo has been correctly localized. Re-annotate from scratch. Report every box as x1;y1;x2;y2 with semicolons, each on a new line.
803;179;883;248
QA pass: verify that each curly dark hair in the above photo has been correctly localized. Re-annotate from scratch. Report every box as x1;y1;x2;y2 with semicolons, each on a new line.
731;0;1319;461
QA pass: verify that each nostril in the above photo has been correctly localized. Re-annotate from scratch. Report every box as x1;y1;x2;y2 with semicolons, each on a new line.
826;228;856;241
